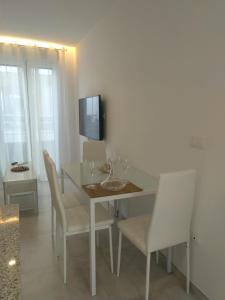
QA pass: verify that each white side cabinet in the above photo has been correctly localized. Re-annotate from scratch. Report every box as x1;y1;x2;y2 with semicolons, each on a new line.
3;163;38;214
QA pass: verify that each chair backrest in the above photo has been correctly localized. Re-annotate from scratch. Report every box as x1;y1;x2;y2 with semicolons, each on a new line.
43;150;50;179
147;170;196;252
45;155;67;231
83;141;106;161
43;150;53;196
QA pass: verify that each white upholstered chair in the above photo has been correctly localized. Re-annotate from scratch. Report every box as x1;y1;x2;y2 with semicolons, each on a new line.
83;140;106;162
43;150;81;238
46;155;114;284
117;170;196;300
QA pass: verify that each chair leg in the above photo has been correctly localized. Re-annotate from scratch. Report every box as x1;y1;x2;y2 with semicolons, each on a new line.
117;231;122;276
51;203;54;239
156;251;159;264
109;226;114;273
145;253;151;300
167;247;173;273
55;215;60;257
186;241;190;294
63;234;67;284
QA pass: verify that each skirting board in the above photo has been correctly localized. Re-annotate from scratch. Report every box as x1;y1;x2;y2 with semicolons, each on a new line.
159;252;210;300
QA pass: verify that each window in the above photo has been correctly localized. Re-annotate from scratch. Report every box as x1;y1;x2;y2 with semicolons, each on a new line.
0;64;59;178
0;43;74;179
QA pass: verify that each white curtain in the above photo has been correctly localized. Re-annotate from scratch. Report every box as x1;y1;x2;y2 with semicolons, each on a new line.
0;44;76;179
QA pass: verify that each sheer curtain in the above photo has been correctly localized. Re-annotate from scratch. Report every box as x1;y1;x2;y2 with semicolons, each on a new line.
0;44;75;179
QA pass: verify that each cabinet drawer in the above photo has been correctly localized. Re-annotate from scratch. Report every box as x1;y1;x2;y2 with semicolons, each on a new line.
5;181;37;194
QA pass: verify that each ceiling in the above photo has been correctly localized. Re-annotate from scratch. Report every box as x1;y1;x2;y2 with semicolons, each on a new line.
0;0;113;46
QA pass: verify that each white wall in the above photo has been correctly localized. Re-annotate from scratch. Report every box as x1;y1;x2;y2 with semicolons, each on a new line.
77;1;225;300
64;47;80;164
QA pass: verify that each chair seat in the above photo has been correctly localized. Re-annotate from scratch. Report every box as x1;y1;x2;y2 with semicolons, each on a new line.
66;204;114;234
118;214;151;254
61;192;81;209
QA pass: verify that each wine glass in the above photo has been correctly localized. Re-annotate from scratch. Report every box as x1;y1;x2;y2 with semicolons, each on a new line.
121;157;130;179
86;160;96;189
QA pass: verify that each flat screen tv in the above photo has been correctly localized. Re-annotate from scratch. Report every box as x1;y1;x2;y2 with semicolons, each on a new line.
79;95;104;140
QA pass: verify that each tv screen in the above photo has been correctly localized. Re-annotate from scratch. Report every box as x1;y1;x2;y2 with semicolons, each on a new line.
79;95;104;140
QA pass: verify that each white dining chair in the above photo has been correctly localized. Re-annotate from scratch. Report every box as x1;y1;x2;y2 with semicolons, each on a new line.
46;155;114;284
83;140;106;162
43;150;81;238
117;170;196;300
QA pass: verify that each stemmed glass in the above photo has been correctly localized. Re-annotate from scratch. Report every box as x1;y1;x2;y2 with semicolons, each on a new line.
121;157;129;176
86;160;96;189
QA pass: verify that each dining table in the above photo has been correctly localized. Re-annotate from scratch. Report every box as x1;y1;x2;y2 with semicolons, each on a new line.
61;161;172;296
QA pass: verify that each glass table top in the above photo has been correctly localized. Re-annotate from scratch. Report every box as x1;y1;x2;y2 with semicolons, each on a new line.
62;162;158;197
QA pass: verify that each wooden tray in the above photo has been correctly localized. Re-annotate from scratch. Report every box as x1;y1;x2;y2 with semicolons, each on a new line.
11;166;29;172
82;181;142;198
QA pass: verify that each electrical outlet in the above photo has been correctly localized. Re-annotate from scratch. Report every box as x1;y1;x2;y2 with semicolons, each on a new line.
191;233;199;244
192;234;197;241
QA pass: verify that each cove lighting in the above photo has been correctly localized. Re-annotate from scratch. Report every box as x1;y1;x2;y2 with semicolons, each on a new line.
0;36;73;50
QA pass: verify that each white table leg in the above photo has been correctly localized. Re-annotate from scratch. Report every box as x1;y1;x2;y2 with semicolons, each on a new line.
7;195;10;205
3;183;7;205
89;201;96;296
167;247;173;273
34;190;39;215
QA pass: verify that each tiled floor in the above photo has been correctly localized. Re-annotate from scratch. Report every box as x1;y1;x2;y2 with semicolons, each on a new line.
19;181;199;300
